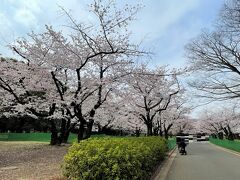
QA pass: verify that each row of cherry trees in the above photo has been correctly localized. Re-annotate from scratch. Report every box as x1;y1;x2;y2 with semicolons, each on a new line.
187;0;240;139
0;0;190;144
187;0;240;101
196;105;240;140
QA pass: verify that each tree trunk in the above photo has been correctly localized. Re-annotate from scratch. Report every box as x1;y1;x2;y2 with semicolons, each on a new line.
227;125;234;140
97;123;102;133
62;119;72;143
78;122;85;142
50;120;59;145
218;132;224;139
164;126;169;139
147;123;153;136
153;127;159;136
159;119;163;137
159;131;163;137
164;132;169;139
58;119;66;145
85;108;96;139
63;130;70;143
164;124;173;140
212;134;217;138
86;120;94;139
135;127;140;137
223;127;229;138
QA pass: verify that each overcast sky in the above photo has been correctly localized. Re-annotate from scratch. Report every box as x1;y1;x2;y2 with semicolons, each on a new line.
0;0;224;67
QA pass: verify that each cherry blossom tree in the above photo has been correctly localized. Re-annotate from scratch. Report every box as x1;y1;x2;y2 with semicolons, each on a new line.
0;57;66;144
171;117;195;135
94;95;124;133
157;92;191;138
11;0;144;142
125;65;180;136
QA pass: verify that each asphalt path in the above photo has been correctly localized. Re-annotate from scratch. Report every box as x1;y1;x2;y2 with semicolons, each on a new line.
166;142;240;180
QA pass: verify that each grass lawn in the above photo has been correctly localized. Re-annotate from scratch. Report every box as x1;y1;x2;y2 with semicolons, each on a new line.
0;141;49;151
0;136;170;179
0;133;176;151
0;133;112;143
209;138;240;152
0;133;78;143
0;141;68;180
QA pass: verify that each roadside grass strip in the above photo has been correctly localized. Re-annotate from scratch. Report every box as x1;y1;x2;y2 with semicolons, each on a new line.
209;138;240;153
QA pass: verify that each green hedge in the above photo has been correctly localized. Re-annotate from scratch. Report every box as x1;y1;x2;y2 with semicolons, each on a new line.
210;138;240;152
63;137;168;180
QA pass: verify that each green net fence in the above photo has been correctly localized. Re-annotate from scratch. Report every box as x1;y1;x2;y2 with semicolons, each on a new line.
167;138;176;150
0;133;78;142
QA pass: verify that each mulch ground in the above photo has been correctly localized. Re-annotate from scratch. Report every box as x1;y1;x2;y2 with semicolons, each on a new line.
0;141;69;180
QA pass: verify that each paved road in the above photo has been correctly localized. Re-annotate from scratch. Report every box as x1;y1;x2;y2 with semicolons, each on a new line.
166;142;240;180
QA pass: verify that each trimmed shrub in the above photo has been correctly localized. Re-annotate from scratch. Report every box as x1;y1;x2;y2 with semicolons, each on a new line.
62;137;167;180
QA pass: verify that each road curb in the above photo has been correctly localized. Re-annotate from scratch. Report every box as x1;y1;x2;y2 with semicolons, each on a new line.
209;142;240;157
167;146;177;157
151;146;177;180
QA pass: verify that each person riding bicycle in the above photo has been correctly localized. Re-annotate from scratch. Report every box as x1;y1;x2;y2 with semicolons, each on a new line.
179;138;187;155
